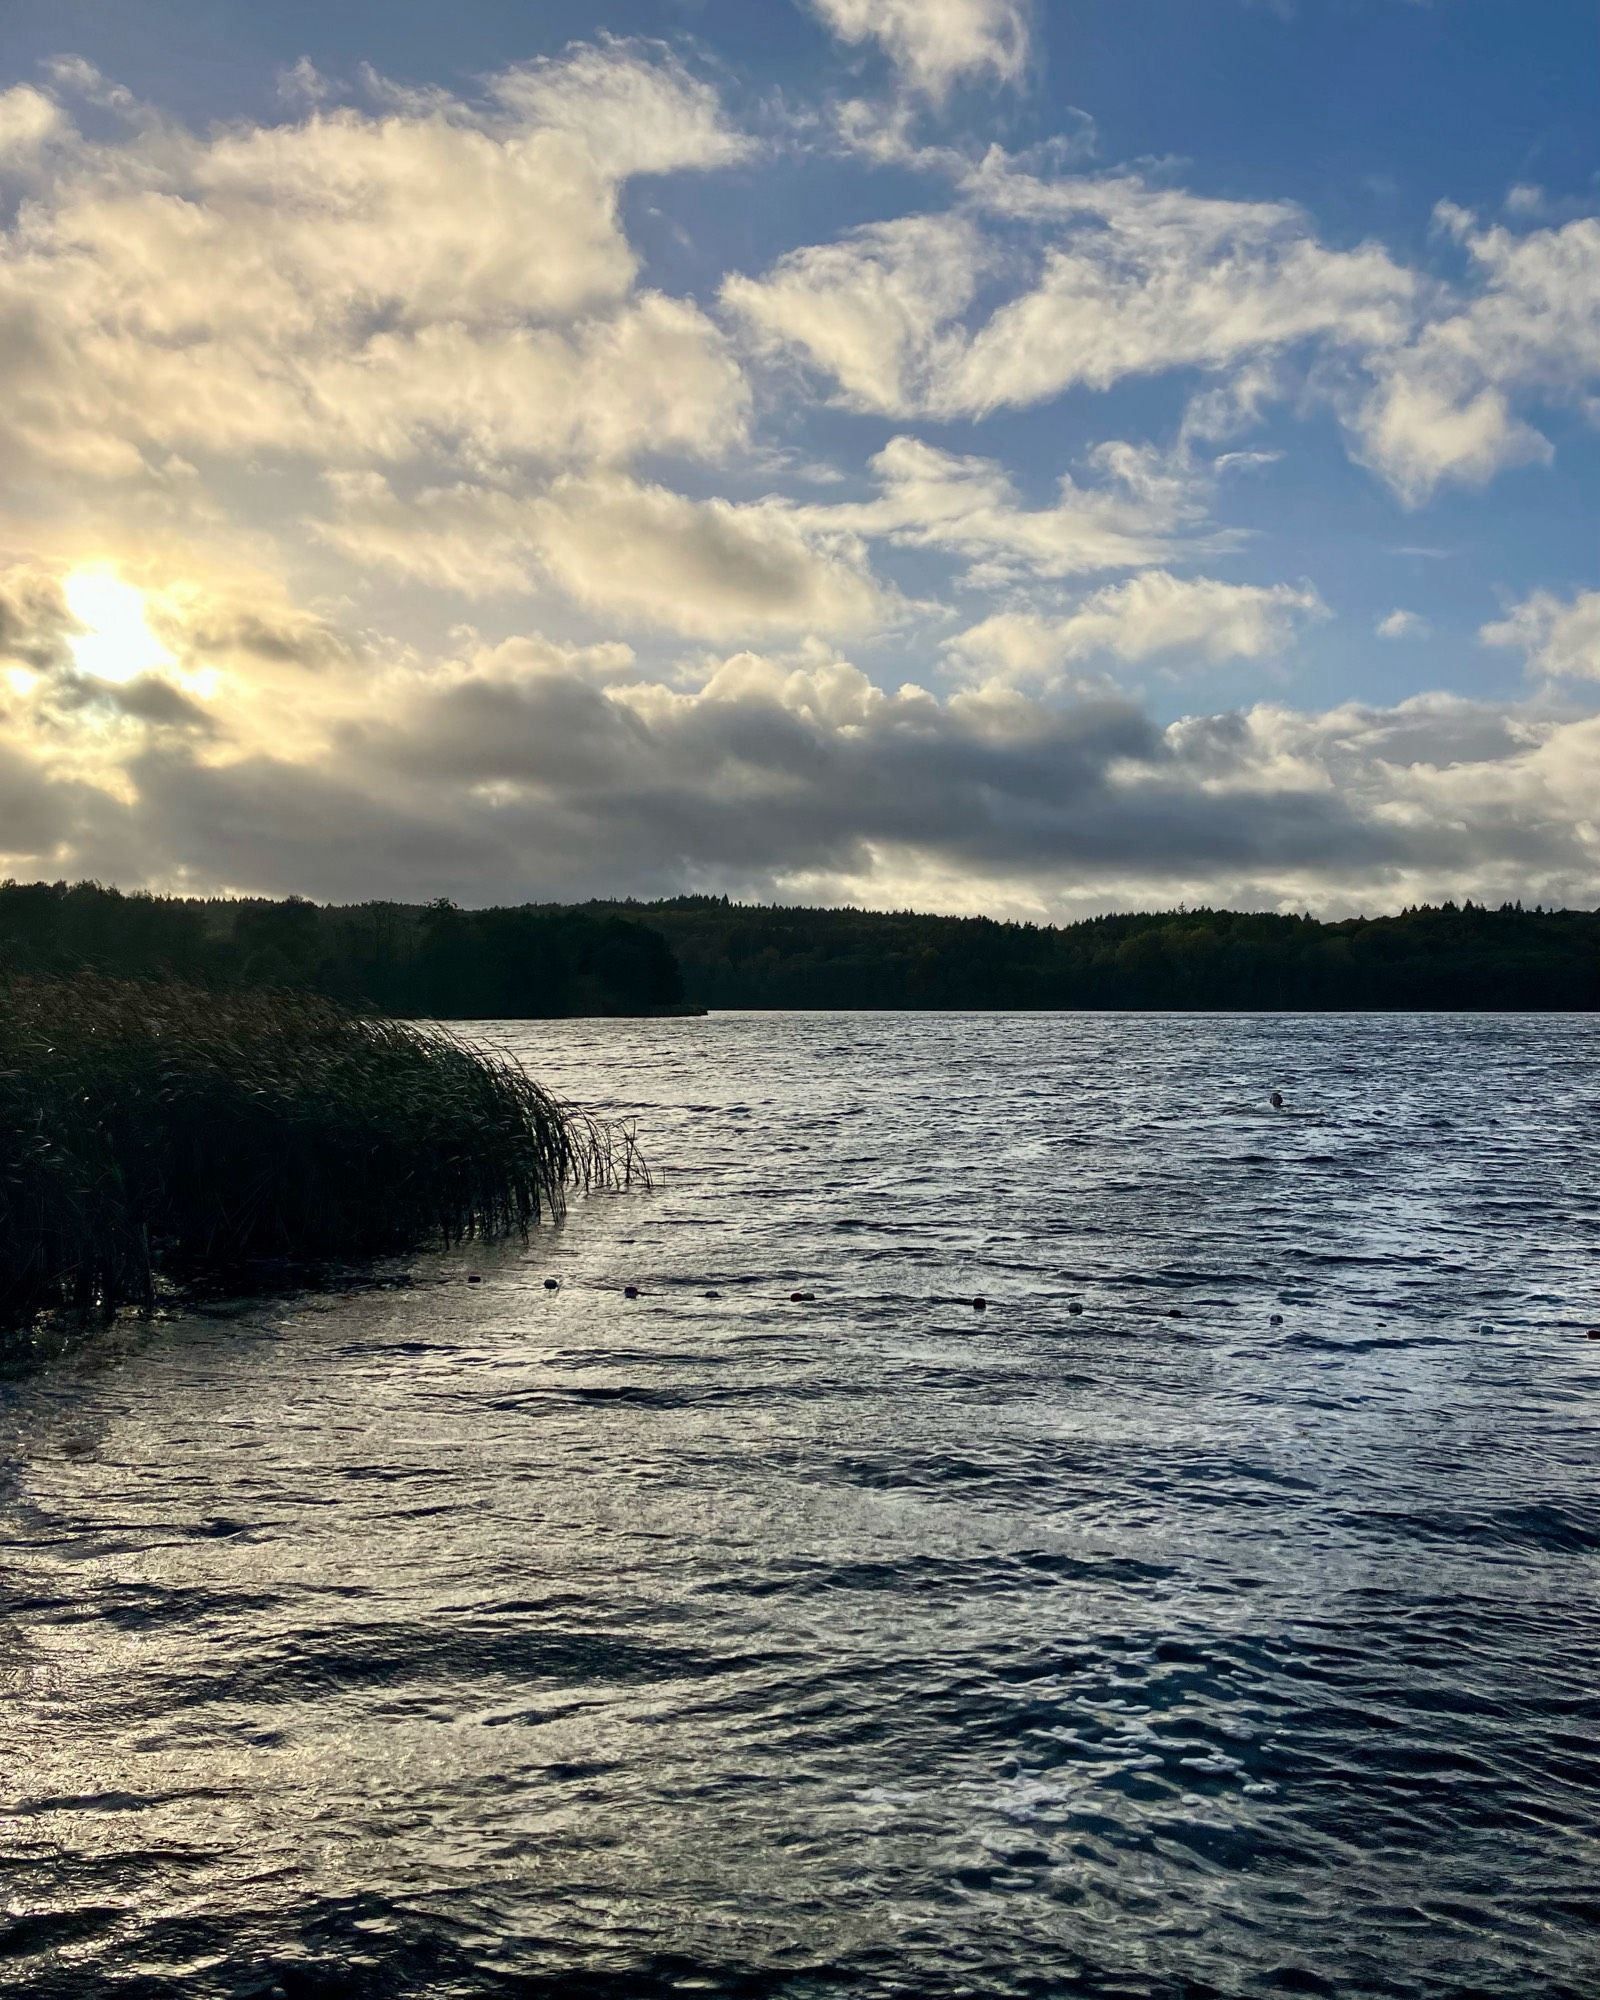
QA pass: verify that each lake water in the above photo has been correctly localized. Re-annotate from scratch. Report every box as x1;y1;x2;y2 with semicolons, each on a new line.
4;1012;1600;1999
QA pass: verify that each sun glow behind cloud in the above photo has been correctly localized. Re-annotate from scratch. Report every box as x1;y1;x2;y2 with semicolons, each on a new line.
63;571;172;685
0;16;1595;915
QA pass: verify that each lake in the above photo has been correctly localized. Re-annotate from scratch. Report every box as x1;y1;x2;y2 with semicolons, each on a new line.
4;1012;1599;1999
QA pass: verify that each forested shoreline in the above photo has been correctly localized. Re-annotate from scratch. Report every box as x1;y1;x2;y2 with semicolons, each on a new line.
3;880;1598;1014
599;897;1600;1013
0;882;691;1018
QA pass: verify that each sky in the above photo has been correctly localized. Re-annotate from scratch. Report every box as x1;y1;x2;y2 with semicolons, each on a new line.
0;0;1597;920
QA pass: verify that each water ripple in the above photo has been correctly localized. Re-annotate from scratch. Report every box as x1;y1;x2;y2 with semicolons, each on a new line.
4;1011;1600;1998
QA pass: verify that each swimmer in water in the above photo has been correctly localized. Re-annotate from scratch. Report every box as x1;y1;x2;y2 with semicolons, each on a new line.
1270;1090;1285;1111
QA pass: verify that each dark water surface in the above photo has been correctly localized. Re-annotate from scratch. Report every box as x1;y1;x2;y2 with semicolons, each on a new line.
5;1013;1600;1999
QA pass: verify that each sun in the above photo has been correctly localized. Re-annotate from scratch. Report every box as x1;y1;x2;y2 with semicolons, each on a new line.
63;569;172;684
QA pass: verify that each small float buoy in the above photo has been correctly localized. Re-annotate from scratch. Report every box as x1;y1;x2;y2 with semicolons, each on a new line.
789;1290;816;1303
704;1290;723;1300
1167;1307;1183;1319
467;1274;483;1285
1068;1303;1084;1316
1269;1312;1284;1327
543;1278;559;1291
972;1296;987;1311
1587;1327;1600;1340
623;1285;639;1300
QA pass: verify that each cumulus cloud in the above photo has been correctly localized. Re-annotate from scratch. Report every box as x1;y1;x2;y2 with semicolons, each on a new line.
1350;208;1600;502
0;84;63;162
948;573;1326;683
1482;589;1600;682
2;591;1596;915
4;37;1598;923
807;0;1033;100
319;428;1217;635
1350;377;1550;505
729;154;1600;516
0;46;751;481
152;593;365;676
1377;609;1428;640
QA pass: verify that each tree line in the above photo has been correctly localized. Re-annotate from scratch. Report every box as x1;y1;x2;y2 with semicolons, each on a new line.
2;880;1597;1014
0;882;688;1018
580;895;1600;1012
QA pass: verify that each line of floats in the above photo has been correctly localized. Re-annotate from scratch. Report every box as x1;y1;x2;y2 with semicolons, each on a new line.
458;1271;1600;1336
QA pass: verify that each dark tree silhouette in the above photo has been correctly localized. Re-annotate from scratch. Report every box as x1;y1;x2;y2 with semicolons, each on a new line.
3;881;1596;1014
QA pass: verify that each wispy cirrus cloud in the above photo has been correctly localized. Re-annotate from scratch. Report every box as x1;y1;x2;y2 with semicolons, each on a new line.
726;163;1417;420
812;433;1226;583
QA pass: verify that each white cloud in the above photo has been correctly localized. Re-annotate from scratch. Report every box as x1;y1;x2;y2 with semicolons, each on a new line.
1351;209;1600;502
0;47;751;481
1482;589;1600;682
1377;609;1429;640
727;168;1417;419
816;434;1221;582
4;42;1598;921
726;214;983;416
531;475;894;639
319;470;897;639
729;158;1600;513
1045;570;1324;665
1351;377;1550;505
5;618;1597;916
320;428;1212;640
487;39;754;176
945;170;1416;416
0;84;64;162
948;572;1326;683
807;0;1033;100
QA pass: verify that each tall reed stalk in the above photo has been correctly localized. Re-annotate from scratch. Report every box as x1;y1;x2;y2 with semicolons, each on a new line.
0;975;646;1327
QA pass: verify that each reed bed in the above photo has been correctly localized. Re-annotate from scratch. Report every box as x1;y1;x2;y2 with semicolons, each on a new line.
0;975;646;1328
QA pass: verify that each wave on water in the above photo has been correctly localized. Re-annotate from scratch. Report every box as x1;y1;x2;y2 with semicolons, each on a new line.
4;1011;1600;1999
